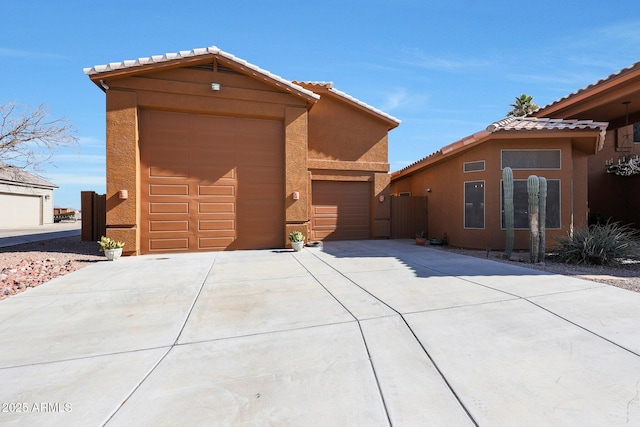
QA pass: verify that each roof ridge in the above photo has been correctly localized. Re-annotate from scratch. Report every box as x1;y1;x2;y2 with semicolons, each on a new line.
84;45;320;101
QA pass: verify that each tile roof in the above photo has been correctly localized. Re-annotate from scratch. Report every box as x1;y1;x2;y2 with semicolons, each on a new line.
0;162;57;188
487;116;608;133
294;81;401;126
391;117;608;178
535;61;640;114
84;46;320;101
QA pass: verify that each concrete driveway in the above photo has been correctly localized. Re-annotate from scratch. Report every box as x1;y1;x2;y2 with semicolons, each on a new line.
1;240;639;426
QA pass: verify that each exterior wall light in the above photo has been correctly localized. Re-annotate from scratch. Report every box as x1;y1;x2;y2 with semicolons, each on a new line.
292;191;300;200
211;83;221;91
118;190;128;200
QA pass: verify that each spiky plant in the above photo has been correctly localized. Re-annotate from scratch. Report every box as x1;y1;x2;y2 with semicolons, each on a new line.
553;221;639;265
503;167;514;258
538;177;547;262
528;175;540;263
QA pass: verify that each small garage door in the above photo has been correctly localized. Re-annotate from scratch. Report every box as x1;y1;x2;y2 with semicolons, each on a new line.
0;193;41;228
140;110;284;253
311;181;371;241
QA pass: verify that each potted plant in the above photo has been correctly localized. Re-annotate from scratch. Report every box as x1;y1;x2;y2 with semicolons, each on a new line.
288;231;305;252
98;236;125;261
415;231;427;246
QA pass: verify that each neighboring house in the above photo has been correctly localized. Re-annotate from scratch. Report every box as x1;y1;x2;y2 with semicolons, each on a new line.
0;162;57;228
84;46;400;255
390;117;607;251
532;61;640;227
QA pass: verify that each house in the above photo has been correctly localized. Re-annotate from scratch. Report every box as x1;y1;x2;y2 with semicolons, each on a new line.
390;117;607;251
0;162;56;228
84;46;400;255
532;61;640;227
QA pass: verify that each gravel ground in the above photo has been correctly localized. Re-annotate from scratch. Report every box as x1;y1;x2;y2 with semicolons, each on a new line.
436;246;640;293
1;237;639;301
0;236;103;300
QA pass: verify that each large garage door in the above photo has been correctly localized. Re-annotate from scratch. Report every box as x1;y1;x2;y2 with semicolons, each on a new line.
0;193;41;228
311;181;370;241
140;110;284;253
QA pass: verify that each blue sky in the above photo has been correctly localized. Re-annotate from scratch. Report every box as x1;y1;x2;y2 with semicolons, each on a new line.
2;0;640;209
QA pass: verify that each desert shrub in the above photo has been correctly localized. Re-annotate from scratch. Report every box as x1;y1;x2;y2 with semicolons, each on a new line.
553;221;639;266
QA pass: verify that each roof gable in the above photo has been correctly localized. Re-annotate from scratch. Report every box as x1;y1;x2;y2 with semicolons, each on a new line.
84;46;320;104
295;81;401;129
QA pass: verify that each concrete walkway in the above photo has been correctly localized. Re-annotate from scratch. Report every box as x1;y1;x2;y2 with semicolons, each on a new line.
0;240;639;426
0;222;81;247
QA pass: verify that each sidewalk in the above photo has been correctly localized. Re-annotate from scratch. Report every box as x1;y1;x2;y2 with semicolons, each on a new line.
0;222;81;247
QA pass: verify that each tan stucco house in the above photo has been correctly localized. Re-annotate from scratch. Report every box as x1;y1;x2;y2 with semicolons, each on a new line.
390;117;607;251
84;46;399;255
0;162;56;228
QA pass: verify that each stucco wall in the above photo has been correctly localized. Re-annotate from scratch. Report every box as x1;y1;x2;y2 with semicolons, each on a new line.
305;90;393;239
391;137;584;250
100;62;314;254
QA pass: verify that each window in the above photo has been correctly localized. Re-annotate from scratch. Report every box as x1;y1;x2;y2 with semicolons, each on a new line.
634;123;640;143
464;181;485;229
464;160;485;173
501;179;560;229
501;150;561;170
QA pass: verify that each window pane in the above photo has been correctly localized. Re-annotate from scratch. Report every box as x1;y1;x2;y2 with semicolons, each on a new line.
501;150;561;169
464;181;485;228
464;160;485;172
501;180;560;229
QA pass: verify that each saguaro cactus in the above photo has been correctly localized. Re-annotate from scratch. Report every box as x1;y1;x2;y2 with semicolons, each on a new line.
503;167;514;259
528;175;540;263
538;177;547;262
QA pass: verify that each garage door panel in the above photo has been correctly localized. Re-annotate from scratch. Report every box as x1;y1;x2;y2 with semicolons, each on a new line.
199;219;235;231
149;238;189;251
149;202;189;214
149;220;189;232
149;184;189;196
141;110;283;253
198;202;235;214
199;237;236;250
198;185;235;196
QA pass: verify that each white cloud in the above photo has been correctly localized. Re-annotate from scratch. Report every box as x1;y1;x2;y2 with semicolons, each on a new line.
402;48;492;71
54;153;105;164
78;136;105;148
46;173;105;186
0;47;65;59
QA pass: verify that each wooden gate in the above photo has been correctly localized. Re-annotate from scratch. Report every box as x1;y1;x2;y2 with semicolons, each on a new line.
390;196;428;239
81;191;106;241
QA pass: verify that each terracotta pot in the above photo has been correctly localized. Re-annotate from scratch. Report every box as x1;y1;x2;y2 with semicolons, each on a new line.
415;237;427;246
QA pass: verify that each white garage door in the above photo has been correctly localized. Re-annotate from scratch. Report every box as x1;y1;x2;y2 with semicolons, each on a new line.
0;193;41;228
